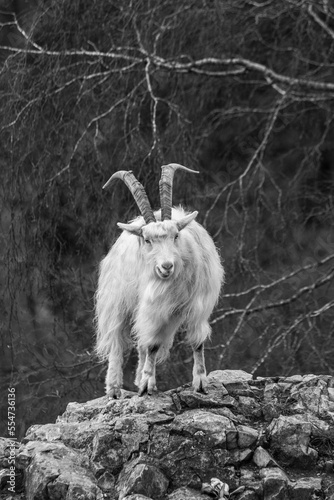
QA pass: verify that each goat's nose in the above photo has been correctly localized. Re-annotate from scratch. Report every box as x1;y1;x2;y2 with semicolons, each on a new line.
161;261;173;271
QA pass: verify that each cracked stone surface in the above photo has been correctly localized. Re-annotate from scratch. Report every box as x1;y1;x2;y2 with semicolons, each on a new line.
1;370;334;499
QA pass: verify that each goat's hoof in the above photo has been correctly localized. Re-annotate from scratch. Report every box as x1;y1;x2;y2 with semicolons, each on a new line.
106;386;122;399
138;386;157;397
138;381;157;397
193;375;208;394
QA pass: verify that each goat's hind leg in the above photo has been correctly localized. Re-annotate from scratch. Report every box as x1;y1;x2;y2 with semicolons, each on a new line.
135;346;146;388
105;324;131;399
191;342;208;394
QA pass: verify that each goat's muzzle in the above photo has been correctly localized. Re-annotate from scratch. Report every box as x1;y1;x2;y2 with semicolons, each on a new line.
156;261;174;280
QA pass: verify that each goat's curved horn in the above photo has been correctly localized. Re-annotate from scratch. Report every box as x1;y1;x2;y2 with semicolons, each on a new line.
159;163;199;220
103;170;156;224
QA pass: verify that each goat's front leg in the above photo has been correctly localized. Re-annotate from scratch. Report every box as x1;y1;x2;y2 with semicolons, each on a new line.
105;350;123;399
135;346;145;387
192;343;208;394
137;344;159;396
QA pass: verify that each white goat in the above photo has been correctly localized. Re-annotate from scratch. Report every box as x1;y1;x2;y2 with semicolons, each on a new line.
95;164;224;398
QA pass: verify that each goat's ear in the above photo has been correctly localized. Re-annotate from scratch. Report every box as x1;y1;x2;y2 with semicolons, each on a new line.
117;222;144;236
177;211;198;231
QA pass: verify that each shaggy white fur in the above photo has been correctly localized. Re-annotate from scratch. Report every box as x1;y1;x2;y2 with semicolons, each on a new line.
95;207;224;397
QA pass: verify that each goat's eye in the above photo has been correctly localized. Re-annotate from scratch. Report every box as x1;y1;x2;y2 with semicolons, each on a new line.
145;239;151;245
174;234;179;241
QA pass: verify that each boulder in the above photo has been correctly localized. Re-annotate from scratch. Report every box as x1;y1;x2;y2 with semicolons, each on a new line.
260;467;289;500
289;477;322;500
252;446;276;468
118;462;169;499
0;370;333;499
267;415;318;467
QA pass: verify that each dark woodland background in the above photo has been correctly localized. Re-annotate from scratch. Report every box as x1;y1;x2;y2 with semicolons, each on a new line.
1;0;334;439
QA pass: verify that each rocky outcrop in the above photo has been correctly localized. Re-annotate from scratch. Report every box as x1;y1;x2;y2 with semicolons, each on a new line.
2;369;334;499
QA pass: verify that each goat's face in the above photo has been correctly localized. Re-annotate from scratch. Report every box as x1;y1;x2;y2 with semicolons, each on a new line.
118;211;198;281
142;222;179;280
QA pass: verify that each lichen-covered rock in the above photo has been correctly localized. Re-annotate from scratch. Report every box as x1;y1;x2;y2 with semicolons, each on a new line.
118;461;169;499
237;425;258;448
288;376;331;418
208;369;253;385
22;440;102;500
289;477;322;500
1;370;333;500
171;408;235;447
125;496;153;500
260;467;289;500
252;446;276;468
167;486;208;499
267;415;318;467
262;383;282;421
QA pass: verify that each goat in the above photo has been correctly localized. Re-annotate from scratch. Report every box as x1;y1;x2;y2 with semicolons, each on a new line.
95;164;224;398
